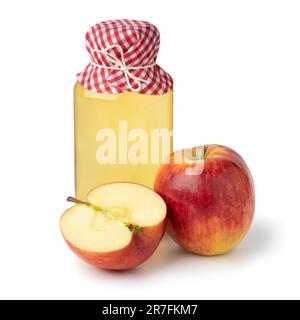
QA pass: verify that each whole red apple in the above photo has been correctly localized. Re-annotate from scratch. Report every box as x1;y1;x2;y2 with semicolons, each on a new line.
154;145;255;256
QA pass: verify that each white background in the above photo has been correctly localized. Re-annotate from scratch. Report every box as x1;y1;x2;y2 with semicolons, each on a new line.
0;0;299;300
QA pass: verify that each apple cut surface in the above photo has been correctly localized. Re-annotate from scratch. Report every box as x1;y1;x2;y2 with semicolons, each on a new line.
60;183;167;270
87;183;166;227
60;205;133;253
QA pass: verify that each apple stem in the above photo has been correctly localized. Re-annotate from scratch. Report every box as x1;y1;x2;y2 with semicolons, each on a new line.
67;196;89;206
204;145;208;158
66;196;142;235
192;147;197;159
192;146;209;160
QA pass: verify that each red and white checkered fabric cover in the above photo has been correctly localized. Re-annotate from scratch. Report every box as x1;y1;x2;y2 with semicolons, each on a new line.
77;20;173;95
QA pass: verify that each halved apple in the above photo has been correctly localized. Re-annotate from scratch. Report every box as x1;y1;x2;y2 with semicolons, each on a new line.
60;183;167;270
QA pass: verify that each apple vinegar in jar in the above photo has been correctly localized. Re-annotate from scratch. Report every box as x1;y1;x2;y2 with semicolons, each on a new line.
74;20;174;199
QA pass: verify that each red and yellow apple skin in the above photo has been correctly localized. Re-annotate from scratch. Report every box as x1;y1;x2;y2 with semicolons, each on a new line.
61;216;167;271
154;145;255;256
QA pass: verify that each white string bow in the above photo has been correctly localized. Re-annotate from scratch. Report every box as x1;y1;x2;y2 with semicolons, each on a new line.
91;44;156;92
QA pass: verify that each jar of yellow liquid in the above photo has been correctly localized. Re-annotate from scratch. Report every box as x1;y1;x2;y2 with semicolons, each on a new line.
74;20;173;200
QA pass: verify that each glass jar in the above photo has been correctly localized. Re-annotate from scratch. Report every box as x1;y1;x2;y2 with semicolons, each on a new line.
74;20;173;199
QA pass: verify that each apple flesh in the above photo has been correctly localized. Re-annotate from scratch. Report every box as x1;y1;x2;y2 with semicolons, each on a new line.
60;183;167;270
154;145;255;256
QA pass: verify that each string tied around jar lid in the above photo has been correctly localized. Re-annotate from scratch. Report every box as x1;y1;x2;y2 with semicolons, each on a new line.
91;44;156;92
